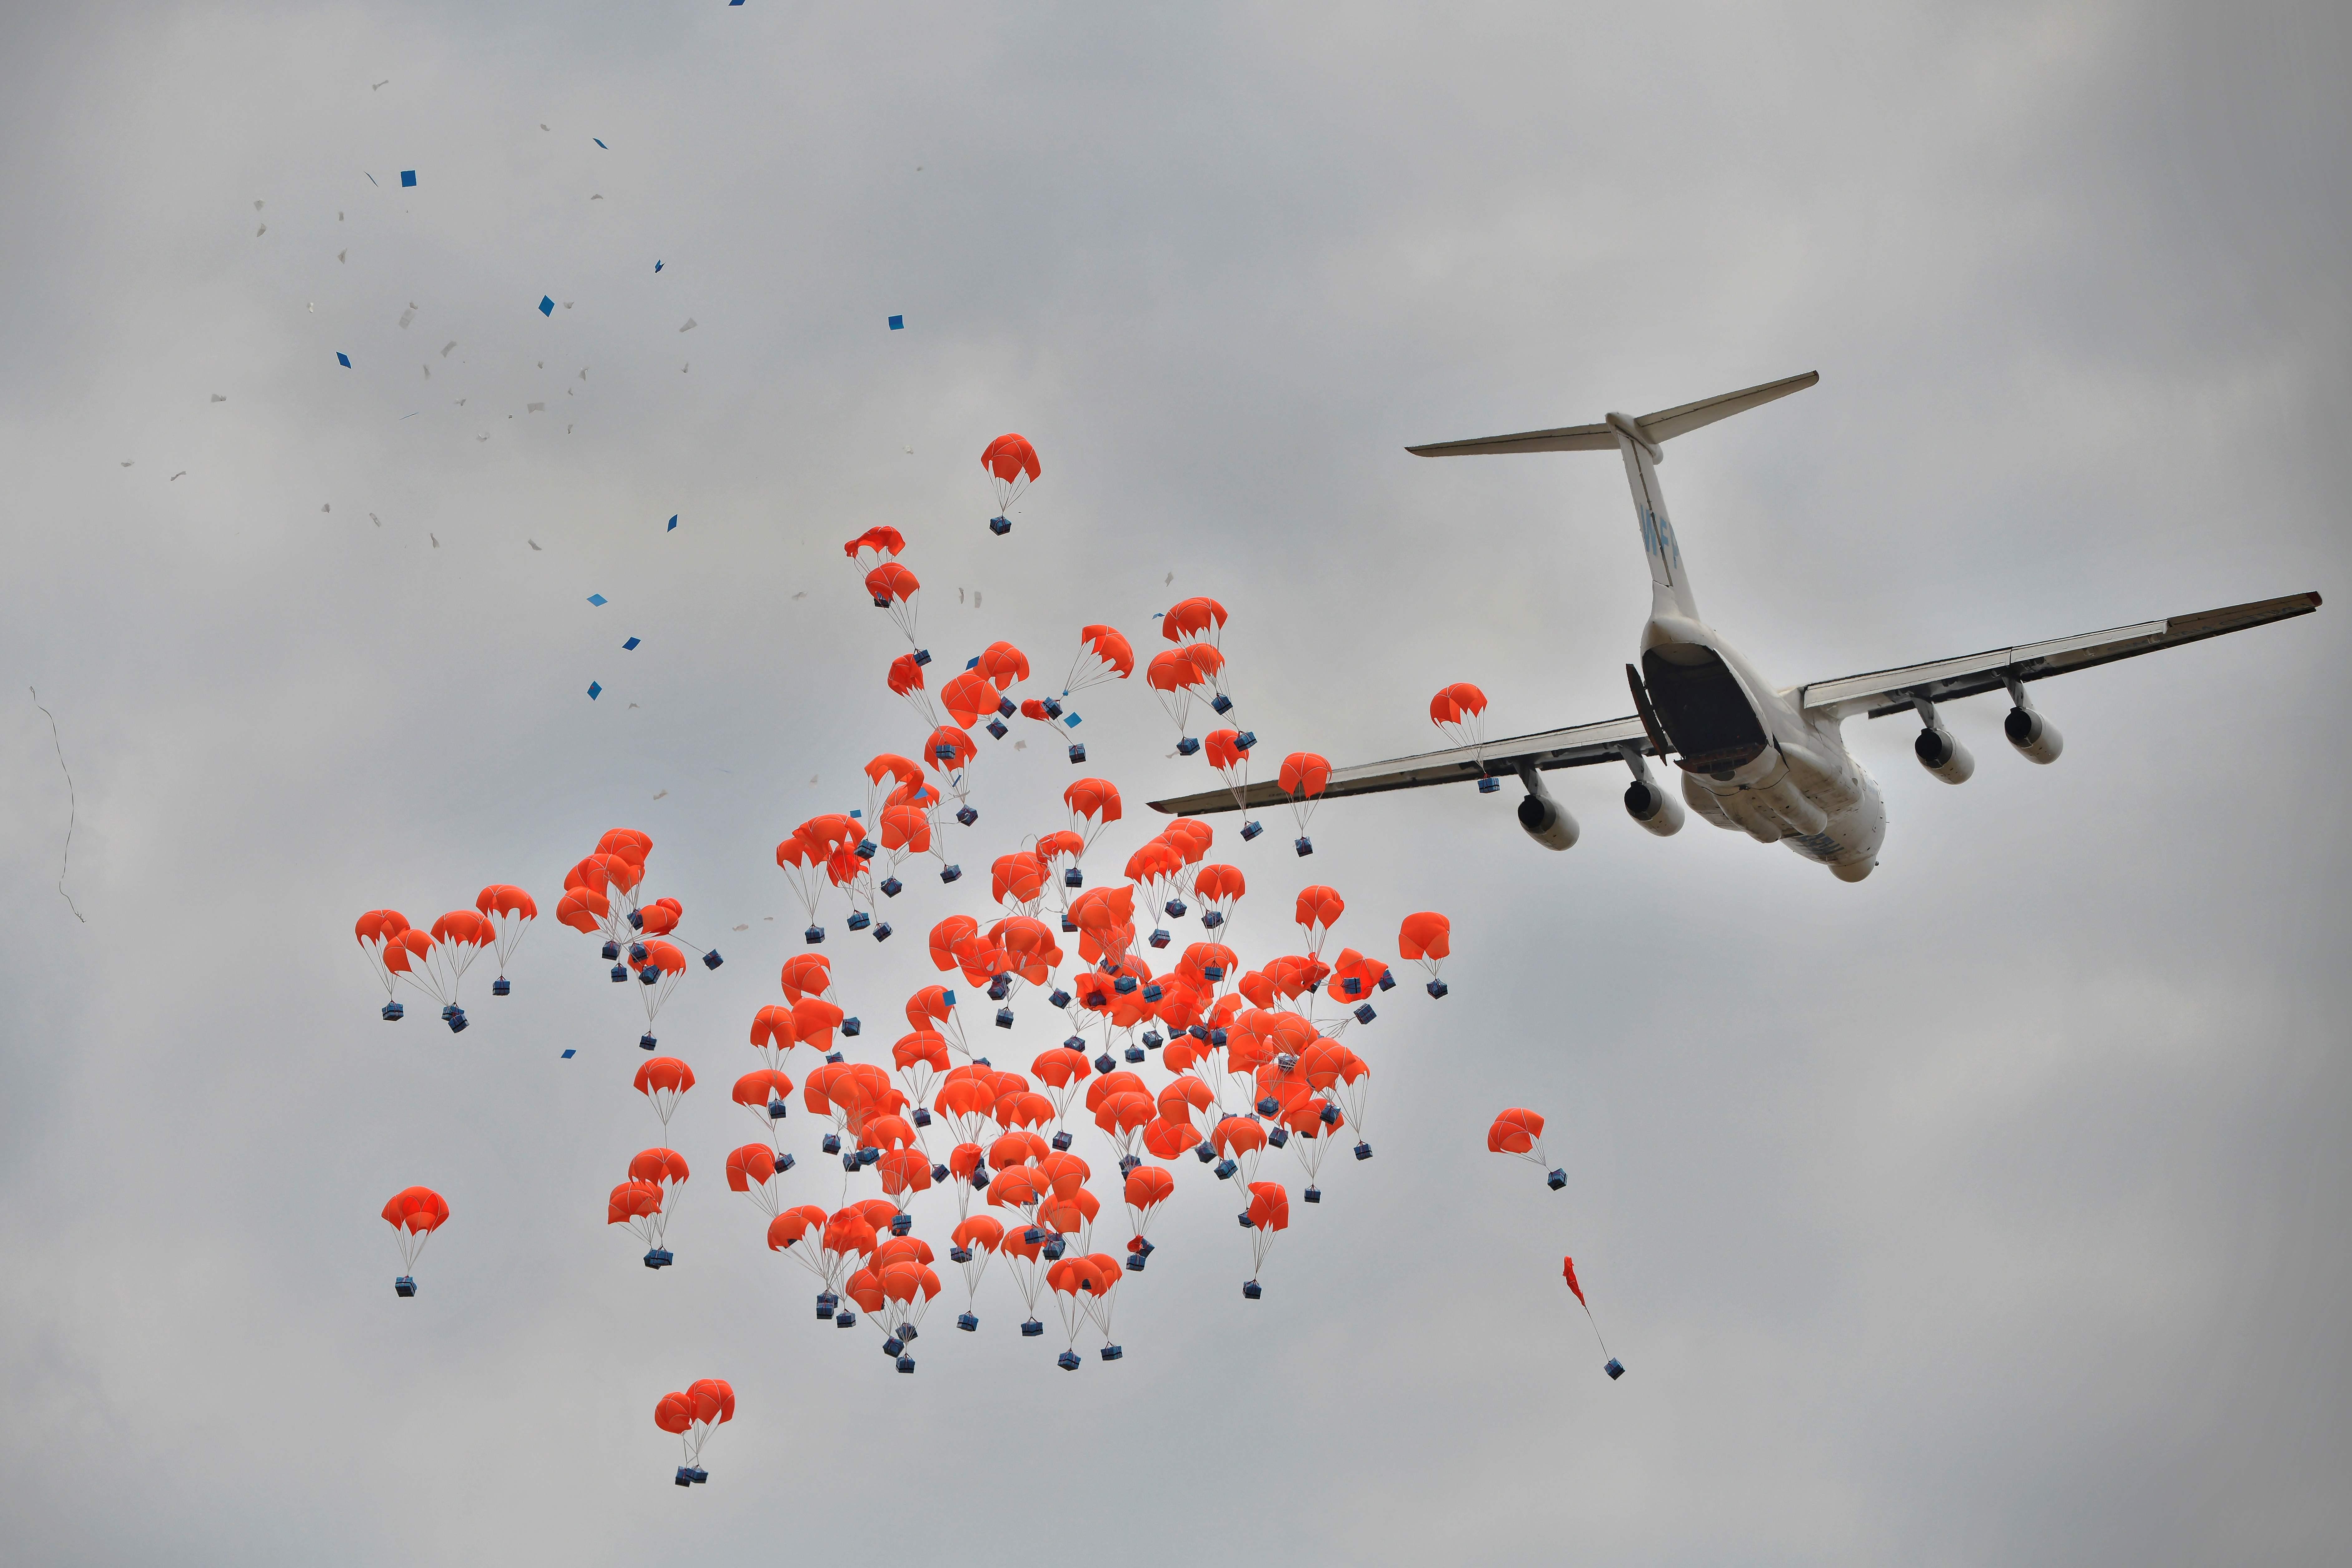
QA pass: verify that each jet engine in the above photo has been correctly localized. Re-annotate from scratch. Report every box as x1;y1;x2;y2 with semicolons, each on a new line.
1516;768;1579;850
1623;777;1685;837
2004;705;2063;764
1914;724;1975;784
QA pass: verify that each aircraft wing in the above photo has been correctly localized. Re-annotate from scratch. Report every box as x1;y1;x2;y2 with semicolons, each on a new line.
1146;714;1651;816
1795;591;2322;721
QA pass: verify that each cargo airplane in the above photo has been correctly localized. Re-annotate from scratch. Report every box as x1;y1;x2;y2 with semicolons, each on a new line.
1149;371;2321;881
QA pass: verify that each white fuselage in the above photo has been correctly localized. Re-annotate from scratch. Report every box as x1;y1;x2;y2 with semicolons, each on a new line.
1614;421;1886;881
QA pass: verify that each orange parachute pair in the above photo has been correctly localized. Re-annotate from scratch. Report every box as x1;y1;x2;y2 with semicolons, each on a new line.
655;1378;734;1484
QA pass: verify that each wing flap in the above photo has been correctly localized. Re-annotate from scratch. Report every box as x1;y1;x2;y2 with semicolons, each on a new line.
1798;591;2321;720
1147;715;1650;815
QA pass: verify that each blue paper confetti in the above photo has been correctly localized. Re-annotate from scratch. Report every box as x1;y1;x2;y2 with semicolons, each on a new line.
593;138;608;149
587;593;608;606
654;260;663;273
561;1048;576;1058
539;295;554;316
588;681;603;699
400;170;416;187
1064;712;1083;728
623;637;641;650
666;515;677;532
365;172;378;186
336;352;351;367
888;315;904;330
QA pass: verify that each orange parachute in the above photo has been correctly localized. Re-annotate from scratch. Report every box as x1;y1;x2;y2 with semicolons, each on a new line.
940;669;1004;730
888;652;940;727
981;433;1041;518
1399;911;1452;998
865;563;922;647
1065;625;1133;692
843;526;905;574
1488;1107;1564;1189
1430;682;1489;749
473;886;537;984
1277;752;1330;855
1201;730;1258;828
1162;596;1228;648
381;1185;447;1286
633;1057;695;1136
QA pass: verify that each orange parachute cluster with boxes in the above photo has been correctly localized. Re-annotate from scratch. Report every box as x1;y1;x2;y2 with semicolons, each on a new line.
354;432;1614;1443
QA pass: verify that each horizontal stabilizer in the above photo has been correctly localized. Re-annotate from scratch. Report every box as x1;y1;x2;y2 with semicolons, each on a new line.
1407;370;1818;458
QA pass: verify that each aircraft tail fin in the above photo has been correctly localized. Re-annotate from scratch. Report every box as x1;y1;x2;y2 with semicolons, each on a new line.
1406;371;1819;624
1404;370;1818;459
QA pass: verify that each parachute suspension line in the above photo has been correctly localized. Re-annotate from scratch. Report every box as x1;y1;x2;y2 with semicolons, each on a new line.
1577;1298;1611;1360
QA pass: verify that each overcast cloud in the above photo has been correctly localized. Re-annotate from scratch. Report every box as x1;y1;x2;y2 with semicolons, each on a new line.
3;3;2348;1564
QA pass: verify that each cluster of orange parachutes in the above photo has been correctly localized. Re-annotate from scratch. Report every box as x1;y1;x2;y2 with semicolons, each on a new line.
355;886;537;1032
363;500;1633;1469
707;797;1476;1370
551;828;722;1050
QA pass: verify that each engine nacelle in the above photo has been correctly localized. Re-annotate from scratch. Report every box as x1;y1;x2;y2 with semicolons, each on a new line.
1622;777;1685;837
1517;786;1579;851
2004;706;2063;764
1914;725;1975;785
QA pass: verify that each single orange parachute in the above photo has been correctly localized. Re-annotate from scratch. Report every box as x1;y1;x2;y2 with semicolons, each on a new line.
1201;730;1257;826
1278;753;1331;855
1063;778;1122;846
425;910;495;1014
1294;886;1345;957
991;851;1049;914
1430;682;1489;750
472;886;537;984
1162;596;1228;648
924;725;977;809
1563;1256;1622;1378
731;1068;794;1141
981;433;1041;517
381;1185;448;1288
626;939;690;1035
865;563;922;646
608;1179;668;1253
634;1057;696;1135
1146;647;1199;740
1192;864;1245;931
1065;625;1134;692
749;1005;799;1071
906;984;967;1056
1487;1107;1547;1159
844;525;905;574
940;669;1003;730
1124;1166;1174;1247
554;886;608;937
356;910;412;1012
1242;1180;1289;1294
888;651;940;727
1177;642;1234;715
779;953;834;1004
977;640;1030;691
725;1144;787;1217
1398;911;1453;997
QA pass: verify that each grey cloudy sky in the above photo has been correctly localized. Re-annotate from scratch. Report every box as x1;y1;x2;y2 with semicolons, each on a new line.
3;3;2347;1563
